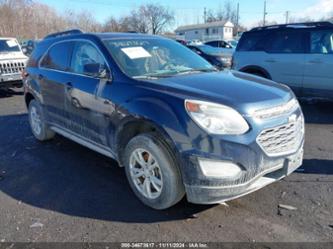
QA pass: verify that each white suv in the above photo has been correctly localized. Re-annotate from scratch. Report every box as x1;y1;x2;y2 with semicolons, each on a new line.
232;22;333;100
0;37;28;89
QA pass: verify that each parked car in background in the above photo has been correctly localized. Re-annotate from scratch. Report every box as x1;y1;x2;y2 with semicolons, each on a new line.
227;39;239;48
205;40;233;48
187;44;234;69
21;39;39;56
186;39;203;46
0;37;28;89
25;30;304;209
176;39;187;45
233;22;333;100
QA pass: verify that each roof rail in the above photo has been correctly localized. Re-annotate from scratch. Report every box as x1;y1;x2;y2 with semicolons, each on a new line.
44;29;83;40
250;21;333;31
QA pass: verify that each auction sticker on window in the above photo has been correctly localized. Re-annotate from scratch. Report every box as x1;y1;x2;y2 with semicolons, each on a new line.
121;46;151;59
6;40;18;47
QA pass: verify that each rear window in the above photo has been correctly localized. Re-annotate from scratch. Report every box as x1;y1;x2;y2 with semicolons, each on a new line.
40;42;73;71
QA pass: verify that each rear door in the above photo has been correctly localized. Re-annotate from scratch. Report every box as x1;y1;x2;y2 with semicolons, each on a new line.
263;30;307;95
65;40;115;147
39;41;73;127
303;29;333;98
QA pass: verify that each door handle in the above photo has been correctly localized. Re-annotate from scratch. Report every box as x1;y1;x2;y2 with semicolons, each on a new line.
37;74;44;80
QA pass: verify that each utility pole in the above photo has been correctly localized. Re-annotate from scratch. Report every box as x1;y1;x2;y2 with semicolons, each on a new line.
204;7;207;23
236;2;240;35
263;0;267;27
285;11;290;24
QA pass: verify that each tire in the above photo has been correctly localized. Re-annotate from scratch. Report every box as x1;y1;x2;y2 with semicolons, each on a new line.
123;133;185;210
28;99;55;141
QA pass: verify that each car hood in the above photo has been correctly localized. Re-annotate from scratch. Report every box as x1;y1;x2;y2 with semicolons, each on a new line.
145;70;293;115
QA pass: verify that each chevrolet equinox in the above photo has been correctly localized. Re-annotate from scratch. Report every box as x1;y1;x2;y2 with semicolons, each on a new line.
24;30;305;209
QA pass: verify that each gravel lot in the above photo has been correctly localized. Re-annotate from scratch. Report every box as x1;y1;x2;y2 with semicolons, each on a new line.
0;88;332;242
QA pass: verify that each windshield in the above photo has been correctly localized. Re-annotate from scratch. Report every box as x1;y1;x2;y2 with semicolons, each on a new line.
0;39;21;53
103;38;215;78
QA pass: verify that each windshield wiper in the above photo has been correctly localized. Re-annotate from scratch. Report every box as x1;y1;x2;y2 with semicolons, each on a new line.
142;68;218;78
175;68;218;75
132;75;159;80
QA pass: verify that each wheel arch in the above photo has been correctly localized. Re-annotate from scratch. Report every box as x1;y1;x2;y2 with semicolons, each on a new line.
239;65;272;79
25;92;35;108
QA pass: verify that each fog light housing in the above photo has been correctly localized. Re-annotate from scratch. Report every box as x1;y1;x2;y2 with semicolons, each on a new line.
198;159;242;178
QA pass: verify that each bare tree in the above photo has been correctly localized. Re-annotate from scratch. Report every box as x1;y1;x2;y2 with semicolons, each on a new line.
0;1;174;39
140;4;174;34
206;0;237;24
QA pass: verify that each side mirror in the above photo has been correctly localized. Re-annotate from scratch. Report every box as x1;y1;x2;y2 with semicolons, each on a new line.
83;63;110;79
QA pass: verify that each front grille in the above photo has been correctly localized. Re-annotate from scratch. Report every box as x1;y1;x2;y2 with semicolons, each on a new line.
257;115;304;156
0;61;25;75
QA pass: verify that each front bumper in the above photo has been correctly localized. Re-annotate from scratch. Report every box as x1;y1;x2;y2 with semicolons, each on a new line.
178;106;304;204
185;146;303;204
0;73;23;88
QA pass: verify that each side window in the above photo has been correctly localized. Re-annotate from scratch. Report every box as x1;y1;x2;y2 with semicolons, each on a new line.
237;31;269;51
207;41;217;47
310;30;333;54
40;42;72;71
266;31;305;53
70;41;106;76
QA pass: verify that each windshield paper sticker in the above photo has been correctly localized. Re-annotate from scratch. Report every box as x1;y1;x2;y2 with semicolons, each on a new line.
121;46;151;59
6;40;18;47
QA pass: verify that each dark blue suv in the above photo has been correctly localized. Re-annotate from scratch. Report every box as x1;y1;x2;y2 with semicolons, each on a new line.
24;30;304;209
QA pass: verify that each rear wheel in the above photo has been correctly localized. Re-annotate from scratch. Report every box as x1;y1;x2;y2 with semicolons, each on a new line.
123;133;185;209
28;99;55;141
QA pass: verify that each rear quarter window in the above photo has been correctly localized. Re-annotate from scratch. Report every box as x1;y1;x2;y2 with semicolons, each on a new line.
236;31;270;51
40;41;73;71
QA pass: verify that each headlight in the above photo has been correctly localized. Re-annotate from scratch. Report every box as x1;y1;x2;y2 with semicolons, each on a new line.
185;100;249;135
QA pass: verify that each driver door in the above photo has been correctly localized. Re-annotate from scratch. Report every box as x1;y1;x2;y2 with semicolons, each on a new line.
65;40;115;147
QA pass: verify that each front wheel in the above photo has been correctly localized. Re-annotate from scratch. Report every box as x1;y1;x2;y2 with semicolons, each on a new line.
123;133;185;209
28;99;55;141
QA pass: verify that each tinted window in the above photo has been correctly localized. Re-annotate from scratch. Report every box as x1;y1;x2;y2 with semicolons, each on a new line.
206;41;218;47
40;42;72;71
266;31;305;53
310;30;333;54
70;41;105;75
237;31;270;51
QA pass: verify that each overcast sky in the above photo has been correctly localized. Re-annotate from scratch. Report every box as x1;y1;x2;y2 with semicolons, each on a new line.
39;0;333;29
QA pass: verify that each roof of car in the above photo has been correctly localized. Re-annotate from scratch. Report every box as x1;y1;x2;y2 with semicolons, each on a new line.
42;29;163;41
249;21;333;32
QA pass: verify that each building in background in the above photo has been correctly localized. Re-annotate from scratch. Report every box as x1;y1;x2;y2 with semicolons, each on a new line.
175;20;234;41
